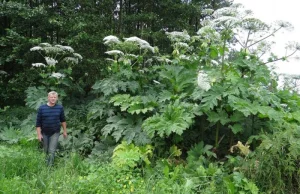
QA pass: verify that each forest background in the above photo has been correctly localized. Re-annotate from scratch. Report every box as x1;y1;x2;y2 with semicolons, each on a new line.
1;0;300;193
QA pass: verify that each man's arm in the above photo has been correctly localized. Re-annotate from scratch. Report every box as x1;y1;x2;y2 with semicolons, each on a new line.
61;122;67;138
36;107;43;141
36;127;43;141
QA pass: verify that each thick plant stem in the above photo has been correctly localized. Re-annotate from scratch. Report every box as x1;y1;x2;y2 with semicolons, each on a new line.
221;39;226;76
215;122;220;148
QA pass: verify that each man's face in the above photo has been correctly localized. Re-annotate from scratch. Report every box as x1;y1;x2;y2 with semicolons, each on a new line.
48;94;58;105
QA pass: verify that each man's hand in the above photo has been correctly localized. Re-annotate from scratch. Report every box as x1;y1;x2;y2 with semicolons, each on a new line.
63;131;68;139
36;127;43;142
37;133;43;142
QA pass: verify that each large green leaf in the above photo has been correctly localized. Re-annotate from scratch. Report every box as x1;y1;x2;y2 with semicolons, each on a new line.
102;114;150;145
25;86;47;110
110;94;157;115
142;101;194;138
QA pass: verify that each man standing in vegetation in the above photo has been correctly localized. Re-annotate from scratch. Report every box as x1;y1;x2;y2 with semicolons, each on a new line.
36;91;67;166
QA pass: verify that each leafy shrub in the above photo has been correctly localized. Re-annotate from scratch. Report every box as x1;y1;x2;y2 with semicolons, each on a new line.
184;142;259;193
112;141;153;169
72;164;146;194
0;125;35;144
243;125;300;194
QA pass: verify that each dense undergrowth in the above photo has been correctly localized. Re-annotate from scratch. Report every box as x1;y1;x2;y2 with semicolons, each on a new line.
0;140;259;194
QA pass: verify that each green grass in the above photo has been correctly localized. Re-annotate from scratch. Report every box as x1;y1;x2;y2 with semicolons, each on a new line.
0;142;190;194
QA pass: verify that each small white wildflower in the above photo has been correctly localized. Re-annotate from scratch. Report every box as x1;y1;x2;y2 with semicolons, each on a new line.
166;31;190;42
197;71;211;91
45;57;58;66
103;35;120;45
73;53;83;60
32;63;46;67
30;46;43;51
105;50;124;56
51;72;65;79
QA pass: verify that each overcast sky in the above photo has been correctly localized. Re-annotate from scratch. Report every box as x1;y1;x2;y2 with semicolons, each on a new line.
233;0;300;75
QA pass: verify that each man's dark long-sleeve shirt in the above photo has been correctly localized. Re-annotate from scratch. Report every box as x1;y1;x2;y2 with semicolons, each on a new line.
36;104;66;135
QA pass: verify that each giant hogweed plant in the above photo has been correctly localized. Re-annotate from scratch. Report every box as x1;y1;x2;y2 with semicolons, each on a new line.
89;4;300;154
25;43;82;109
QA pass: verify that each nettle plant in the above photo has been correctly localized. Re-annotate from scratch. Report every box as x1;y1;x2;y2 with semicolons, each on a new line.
89;3;300;154
25;43;82;109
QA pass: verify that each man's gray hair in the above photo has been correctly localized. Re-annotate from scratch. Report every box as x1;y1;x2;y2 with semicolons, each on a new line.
48;91;58;97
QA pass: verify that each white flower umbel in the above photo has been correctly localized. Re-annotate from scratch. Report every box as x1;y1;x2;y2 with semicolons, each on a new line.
39;43;52;47
201;9;214;15
275;20;294;31
103;35;120;45
123;36;150;46
154;56;172;63
125;54;138;59
32;63;46;67
197;71;211;91
179;55;191;60
51;72;65;79
211;60;219;66
213;7;239;18
73;53;83;60
212;16;240;28
123;36;155;53
64;57;78;64
0;70;7;74
55;45;74;53
62;46;74;52
30;46;43;51
166;31;190;42
44;46;63;54
174;42;189;49
140;44;155;53
45;57;58;66
105;50;124;56
197;26;221;41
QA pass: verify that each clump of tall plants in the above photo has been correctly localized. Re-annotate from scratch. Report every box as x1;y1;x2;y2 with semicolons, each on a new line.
86;3;300;193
